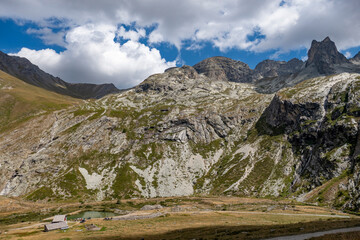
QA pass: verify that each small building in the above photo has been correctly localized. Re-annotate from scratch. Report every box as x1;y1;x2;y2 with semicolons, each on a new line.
52;215;67;223
44;215;68;232
44;221;69;232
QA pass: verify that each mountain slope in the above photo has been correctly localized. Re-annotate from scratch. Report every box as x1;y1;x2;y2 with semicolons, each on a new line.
1;38;360;212
1;64;360;211
0;70;80;133
0;51;120;99
0;65;272;200
259;73;360;209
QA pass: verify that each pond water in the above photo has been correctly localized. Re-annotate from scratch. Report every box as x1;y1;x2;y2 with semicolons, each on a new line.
67;211;117;220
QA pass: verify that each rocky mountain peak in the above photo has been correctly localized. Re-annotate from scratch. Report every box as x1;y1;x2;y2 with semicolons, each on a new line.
193;56;253;83
136;65;201;93
322;36;331;42
353;51;360;61
305;36;349;74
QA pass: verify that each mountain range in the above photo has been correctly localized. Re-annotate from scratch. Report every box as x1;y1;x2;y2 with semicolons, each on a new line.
0;51;120;99
1;37;360;212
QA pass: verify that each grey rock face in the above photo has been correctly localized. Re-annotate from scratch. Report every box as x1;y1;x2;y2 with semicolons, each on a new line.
254;58;304;78
353;52;360;61
193;56;253;83
258;73;360;209
192;56;306;94
0;51;120;99
259;95;321;135
351;52;360;65
306;37;349;75
137;65;199;93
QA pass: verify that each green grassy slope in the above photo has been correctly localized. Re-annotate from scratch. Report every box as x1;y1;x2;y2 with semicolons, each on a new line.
0;70;80;133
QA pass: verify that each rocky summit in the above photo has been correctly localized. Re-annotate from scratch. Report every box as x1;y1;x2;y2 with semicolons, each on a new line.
306;37;349;74
1;37;360;212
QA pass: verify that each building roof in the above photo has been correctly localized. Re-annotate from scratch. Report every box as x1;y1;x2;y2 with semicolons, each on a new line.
44;221;68;231
52;215;67;223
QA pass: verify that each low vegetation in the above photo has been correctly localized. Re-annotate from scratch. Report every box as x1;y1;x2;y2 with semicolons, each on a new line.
0;70;79;133
0;197;359;240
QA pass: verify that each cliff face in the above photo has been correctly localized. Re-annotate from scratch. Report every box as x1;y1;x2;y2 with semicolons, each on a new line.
0;51;120;99
352;52;360;65
193;56;254;83
254;58;304;79
259;73;360;209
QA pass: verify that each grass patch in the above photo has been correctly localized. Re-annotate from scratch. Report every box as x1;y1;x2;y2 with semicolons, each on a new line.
133;142;164;168
26;187;55;201
111;163;140;199
0;70;79;133
190;139;223;158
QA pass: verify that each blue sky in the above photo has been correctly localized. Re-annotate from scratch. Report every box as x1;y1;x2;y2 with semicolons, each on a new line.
0;0;359;88
0;19;66;53
0;18;311;69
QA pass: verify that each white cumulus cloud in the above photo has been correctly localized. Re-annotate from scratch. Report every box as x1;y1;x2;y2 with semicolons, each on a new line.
0;0;359;52
13;24;175;88
344;51;352;59
117;26;146;42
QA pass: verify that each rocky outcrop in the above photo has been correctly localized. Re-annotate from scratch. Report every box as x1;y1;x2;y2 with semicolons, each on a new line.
193;56;253;83
258;73;360;209
353;52;360;61
192;56;306;94
306;37;349;75
254;58;304;78
137;65;199;93
258;95;321;135
351;52;360;65
0;51;120;99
